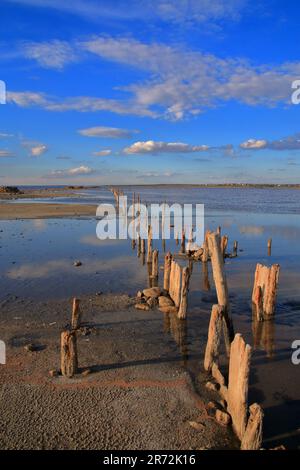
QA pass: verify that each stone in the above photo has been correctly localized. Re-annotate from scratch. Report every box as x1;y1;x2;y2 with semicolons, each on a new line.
188;421;205;431
205;381;219;392
24;344;37;352
49;369;59;377
142;287;162;298
81;368;92;377
147;297;157;308
158;296;174;307
136;291;143;299
135;303;150;311
73;261;82;267
215;410;231;426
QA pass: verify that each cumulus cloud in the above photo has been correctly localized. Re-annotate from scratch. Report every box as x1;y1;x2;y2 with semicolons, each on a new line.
240;139;268;149
47;165;95;178
124;140;209;154
79;126;137;138
240;133;300;151
30;144;48;157
92;149;112;156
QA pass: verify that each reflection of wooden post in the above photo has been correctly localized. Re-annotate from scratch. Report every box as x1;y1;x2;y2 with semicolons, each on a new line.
178;267;190;319
141;238;145;254
152;249;159;279
180;229;186;254
267;238;272;256
137;235;141;257
163;252;172;291
202;230;210;262
147;225;152;263
227;334;251;440
202;261;210;291
71;298;81;330
252;263;280;320
207;232;234;353
204;305;223;371
61;330;78;378
241;403;264;450
216;226;221;236
233;240;238;257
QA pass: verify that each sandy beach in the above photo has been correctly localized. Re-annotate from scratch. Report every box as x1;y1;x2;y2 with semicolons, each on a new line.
0;203;98;219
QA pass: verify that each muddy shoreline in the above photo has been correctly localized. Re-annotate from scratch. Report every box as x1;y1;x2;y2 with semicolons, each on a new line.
0;293;238;450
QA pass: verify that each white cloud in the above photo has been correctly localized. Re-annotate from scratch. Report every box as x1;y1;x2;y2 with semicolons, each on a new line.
92;149;112;156
22;40;78;69
48;166;95;178
0;133;14;138
124;140;209;154
30;144;48;157
5;0;248;26
240;139;267;149
240;133;300;151
78;126;137;138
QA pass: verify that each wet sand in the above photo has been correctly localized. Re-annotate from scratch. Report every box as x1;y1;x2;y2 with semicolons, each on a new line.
0;293;237;450
0;203;98;219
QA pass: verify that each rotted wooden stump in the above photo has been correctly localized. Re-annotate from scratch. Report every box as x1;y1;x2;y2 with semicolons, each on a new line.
61;330;78;378
71;297;81;330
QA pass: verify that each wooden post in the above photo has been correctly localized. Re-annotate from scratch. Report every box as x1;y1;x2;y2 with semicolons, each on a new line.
221;235;228;258
267;238;272;256
227;334;252;440
233;240;238;257
61;330;78;378
152;249;159;279
202;230;210;262
163;252;172;291
207;231;234;353
252;263;280;320
141;238;145;254
202;261;210;291
216;226;221;236
204;305;223;371
71;298;81;330
147;225;152;263
178;267;190;319
180;229;186;254
241;403;264;450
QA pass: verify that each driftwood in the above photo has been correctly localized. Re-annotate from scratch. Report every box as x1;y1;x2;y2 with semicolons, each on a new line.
252;263;280;320
71;298;81;330
227;334;252;440
61;330;78;378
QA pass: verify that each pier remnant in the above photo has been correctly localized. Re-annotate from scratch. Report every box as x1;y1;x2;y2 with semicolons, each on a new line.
152;249;159;279
241;403;264;450
204;305;224;371
252;263;280;320
71;298;81;330
178;267;190;319
163;252;172;291
61;330;78;378
147;225;152;263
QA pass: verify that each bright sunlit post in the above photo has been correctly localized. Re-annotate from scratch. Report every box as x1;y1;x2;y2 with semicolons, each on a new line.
0;340;6;365
96;197;204;246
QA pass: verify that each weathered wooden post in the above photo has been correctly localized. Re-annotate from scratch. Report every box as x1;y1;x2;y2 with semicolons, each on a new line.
204;305;224;371
267;238;272;256
221;235;228;258
178;266;190;319
240;403;264;450
163;252;172;291
252;263;280;320
227;334;252;440
232;240;238;257
207;231;234;353
202;261;210;291
202;230;210;262
152;249;159;279
216;226;221;236
71;298;81;330
141;237;145;254
61;330;78;378
147;225;152;263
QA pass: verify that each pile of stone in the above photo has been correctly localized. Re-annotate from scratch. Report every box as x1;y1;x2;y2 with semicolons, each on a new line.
135;287;177;314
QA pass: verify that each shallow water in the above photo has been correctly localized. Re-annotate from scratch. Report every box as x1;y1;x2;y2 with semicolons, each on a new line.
0;186;300;448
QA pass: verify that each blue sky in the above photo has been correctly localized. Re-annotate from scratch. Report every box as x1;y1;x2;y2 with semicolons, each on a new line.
1;0;300;185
